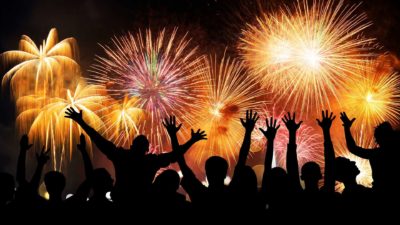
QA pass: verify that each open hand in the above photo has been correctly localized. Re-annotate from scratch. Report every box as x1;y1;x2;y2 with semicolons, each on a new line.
340;112;355;128
162;115;182;134
20;134;33;151
36;146;50;165
259;117;280;140
240;110;259;132
65;107;83;123
282;112;302;133
317;110;336;130
77;134;86;152
191;129;207;142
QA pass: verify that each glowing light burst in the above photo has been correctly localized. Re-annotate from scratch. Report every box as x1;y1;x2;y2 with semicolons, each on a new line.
342;61;400;131
89;28;207;150
101;96;143;149
239;0;375;114
189;55;265;165
1;28;79;98
16;82;107;170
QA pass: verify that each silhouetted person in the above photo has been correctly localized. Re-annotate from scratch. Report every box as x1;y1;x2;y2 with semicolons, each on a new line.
340;112;397;194
44;171;66;209
86;168;114;209
282;112;303;193
65;107;201;207
151;169;190;213
334;156;372;214
316;110;336;192
228;110;261;218
0;172;14;208
301;162;322;193
14;135;49;209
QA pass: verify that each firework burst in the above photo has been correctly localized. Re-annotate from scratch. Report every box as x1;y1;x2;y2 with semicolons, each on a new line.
239;0;375;115
188;54;265;165
341;60;400;132
89;28;207;150
16;82;108;170
1;28;79;98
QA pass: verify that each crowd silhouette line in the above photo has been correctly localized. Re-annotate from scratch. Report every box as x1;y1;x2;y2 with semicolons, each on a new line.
1;107;399;221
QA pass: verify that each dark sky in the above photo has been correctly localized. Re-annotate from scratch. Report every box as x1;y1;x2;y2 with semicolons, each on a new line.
1;0;400;190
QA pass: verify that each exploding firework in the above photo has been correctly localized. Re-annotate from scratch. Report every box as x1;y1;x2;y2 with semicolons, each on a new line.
101;96;143;149
239;0;374;115
16;82;108;170
1;28;79;98
341;60;400;132
89;28;207;150
188;55;265;166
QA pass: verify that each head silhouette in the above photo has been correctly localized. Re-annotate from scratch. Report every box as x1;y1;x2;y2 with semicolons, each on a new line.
130;135;149;154
205;156;228;187
153;169;180;193
233;166;258;194
0;172;14;204
334;157;360;184
270;167;289;193
44;171;66;198
92;168;113;196
374;122;394;148
301;162;322;187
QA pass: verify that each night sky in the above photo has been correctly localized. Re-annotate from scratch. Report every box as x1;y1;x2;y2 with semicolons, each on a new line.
1;0;400;191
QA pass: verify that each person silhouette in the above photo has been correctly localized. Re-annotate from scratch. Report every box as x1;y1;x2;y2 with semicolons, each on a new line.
340;112;397;194
44;171;66;209
65;107;203;207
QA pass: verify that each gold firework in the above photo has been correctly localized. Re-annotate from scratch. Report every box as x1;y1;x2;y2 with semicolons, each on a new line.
1;28;79;98
342;60;400;132
188;54;266;166
16;81;108;170
239;0;374;115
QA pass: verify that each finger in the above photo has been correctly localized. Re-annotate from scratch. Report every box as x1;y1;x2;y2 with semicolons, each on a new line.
246;110;249;120
45;148;51;154
191;129;194;134
298;121;303;126
259;128;265;133
276;125;280;130
329;112;333;119
177;124;182;130
253;111;258;120
351;118;356;123
273;119;277;128
162;122;166;128
316;119;321;125
255;116;259;123
332;116;336;121
293;112;296;121
240;118;245;125
197;129;200;133
321;110;324;119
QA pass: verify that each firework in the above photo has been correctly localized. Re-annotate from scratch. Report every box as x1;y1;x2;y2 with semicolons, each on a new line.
188;55;265;165
239;0;374;115
1;28;79;98
341;60;400;132
101;96;143;149
89;28;207;150
16;82;108;170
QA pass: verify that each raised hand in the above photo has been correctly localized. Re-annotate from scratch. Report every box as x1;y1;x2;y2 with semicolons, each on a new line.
190;129;207;142
259;117;280;140
340;112;355;128
282;112;302;133
65;107;83;123
77;134;86;152
162;115;182;134
240;110;259;132
20;134;33;151
36;146;50;165
317;110;336;130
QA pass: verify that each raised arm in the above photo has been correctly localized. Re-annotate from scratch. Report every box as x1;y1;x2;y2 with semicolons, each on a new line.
16;134;32;186
162;116;182;152
237;110;259;167
65;107;116;159
77;134;93;178
259;117;280;193
30;147;50;191
340;112;375;159
282;112;302;192
317;110;336;192
158;128;207;167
